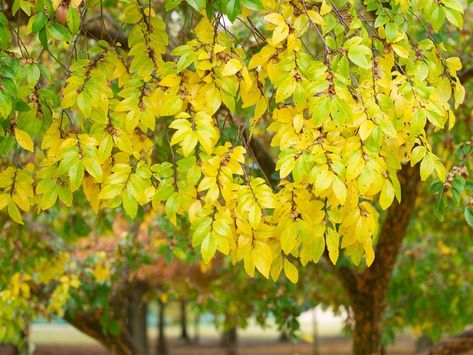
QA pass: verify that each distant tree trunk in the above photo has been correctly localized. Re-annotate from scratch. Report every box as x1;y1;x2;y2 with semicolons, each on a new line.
127;287;148;355
416;335;434;352
222;326;238;355
279;329;289;342
312;309;319;355
156;300;167;355
179;300;190;343
194;313;200;344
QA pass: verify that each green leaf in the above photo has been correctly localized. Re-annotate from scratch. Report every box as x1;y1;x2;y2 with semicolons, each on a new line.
67;7;81;34
431;5;446;32
464;208;473;227
225;0;241;22
241;0;264;10
0;92;12;118
348;45;371;69
32;12;48;34
123;189;138;218
187;0;204;12
201;233;217;262
284;259;298;283
39;27;48;49
49;23;71;41
69;160;84;191
385;22;398;42
8;200;23;224
25;64;41;87
166;0;183;10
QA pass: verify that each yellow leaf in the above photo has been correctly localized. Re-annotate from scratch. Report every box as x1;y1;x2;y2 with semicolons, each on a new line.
399;0;409;13
410;146;427;166
272;24;289;45
364;240;375;266
70;0;83;8
0;194;9;210
307;10;325;25
332;176;347;204
379;180;394;210
94;264;110;282
160;74;181;87
15;128;34;152
359;120;375;141
392;44;409;59
194;17;214;44
420;153;435;181
270;256;283;281
8;200;23;224
265;13;286;26
320;1;332;15
222;58;243;76
279;158;296;179
284;258;298;283
326;228;339;265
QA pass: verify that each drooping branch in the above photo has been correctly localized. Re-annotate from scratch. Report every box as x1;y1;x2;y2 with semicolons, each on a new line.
459;67;473;85
81;22;129;49
427;328;473;355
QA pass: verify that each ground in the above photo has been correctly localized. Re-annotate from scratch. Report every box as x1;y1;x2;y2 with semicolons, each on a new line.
30;337;415;355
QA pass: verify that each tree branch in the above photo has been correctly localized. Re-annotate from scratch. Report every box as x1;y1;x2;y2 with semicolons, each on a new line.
427;328;473;355
459;67;473;85
81;22;129;49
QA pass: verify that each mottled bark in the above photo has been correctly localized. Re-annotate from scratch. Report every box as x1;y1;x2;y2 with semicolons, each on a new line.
428;328;473;355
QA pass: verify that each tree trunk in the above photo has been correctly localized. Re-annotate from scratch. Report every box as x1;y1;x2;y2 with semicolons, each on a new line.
127;288;149;355
279;329;289;342
352;297;383;355
179;300;190;343
156;300;167;355
0;345;19;355
312;308;319;355
222;326;238;355
194;313;200;344
417;335;434;352
332;165;421;355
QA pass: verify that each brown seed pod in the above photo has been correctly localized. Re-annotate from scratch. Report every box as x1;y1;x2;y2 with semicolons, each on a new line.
56;4;68;26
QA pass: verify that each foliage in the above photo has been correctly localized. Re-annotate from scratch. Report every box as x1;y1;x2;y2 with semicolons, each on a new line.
0;0;466;284
0;0;471;350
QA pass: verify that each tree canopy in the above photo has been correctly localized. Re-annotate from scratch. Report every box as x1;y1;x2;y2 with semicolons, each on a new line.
1;0;472;353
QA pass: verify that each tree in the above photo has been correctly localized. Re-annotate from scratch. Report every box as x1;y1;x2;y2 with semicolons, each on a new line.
0;0;470;354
